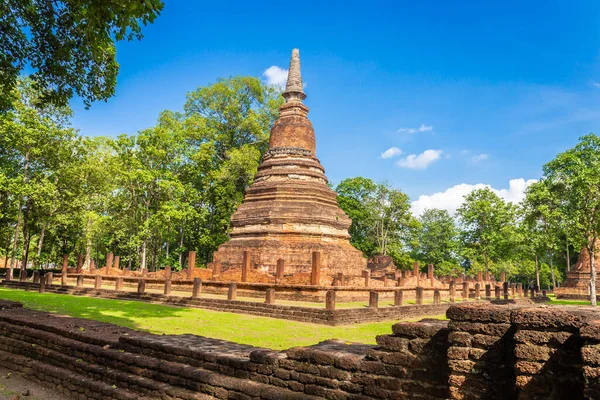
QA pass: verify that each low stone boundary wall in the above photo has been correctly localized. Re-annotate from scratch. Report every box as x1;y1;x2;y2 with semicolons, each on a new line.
1;280;451;325
0;303;598;399
66;273;449;302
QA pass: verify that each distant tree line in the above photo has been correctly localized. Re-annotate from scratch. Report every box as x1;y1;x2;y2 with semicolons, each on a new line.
0;77;281;277
3;77;600;305
336;133;600;305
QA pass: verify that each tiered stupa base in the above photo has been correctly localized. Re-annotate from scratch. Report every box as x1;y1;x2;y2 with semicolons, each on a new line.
215;236;366;278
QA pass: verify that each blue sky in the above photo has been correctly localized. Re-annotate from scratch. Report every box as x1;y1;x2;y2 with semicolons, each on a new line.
70;0;600;215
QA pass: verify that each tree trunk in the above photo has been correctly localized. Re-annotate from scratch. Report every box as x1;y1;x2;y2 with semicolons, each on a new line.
590;244;597;306
3;235;10;270
83;217;93;271
8;206;22;280
535;254;540;290
178;226;184;268
35;224;46;268
549;250;556;289
566;238;571;272
484;252;489;274
140;240;147;273
19;200;30;276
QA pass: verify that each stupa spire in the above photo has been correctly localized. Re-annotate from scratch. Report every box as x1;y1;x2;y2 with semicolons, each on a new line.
282;48;306;103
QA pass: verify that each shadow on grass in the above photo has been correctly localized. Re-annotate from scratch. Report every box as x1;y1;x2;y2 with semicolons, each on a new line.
0;287;187;331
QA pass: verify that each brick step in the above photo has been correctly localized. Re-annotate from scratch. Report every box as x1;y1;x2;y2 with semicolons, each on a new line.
0;319;318;400
0;323;216;399
0;348;146;400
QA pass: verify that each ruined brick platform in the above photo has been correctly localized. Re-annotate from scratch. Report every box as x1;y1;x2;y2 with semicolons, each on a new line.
556;247;600;299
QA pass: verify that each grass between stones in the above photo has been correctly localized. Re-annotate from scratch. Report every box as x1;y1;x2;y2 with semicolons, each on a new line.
0;288;444;350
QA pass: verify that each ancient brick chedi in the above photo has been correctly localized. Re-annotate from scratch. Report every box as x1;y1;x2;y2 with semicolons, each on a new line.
213;49;366;277
555;245;600;298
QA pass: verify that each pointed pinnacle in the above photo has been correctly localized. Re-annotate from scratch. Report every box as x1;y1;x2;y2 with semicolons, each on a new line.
283;48;306;103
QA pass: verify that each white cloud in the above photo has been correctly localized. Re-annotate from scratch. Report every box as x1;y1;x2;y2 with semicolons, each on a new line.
592;81;600;88
398;124;433;134
410;178;537;217
472;153;489;162
380;147;402;159
263;66;288;88
396;149;443;170
460;149;470;156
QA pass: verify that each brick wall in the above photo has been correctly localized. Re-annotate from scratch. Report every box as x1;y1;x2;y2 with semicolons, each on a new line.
0;301;598;399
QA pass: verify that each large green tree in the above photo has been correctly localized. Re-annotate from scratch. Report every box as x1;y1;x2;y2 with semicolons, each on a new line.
544;134;600;305
0;0;163;111
457;188;517;275
336;178;417;267
0;79;77;278
413;208;458;270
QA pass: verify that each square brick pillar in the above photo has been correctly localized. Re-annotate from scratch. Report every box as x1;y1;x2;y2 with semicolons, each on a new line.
164;279;172;295
32;271;40;284
76;275;83;288
517;283;523;297
416;287;424;305
413;262;420;286
115;277;123;291
39;275;46;293
46;272;53;285
228;283;237;300
449;281;456;302
337;272;345;287
433;289;441;304
325;290;336;310
94;275;102;289
61;254;69;273
187;251;196;280
137;279;145;294
192;278;202;298
510;282;516;298
394;290;403;306
530;287;535;297
265;288;275;304
495;285;501;299
105;252;113;274
275;259;284;283
503;282;509;300
113;255;120;270
462;282;469;300
76;254;83;273
241;250;251;282
362;270;370;287
369;291;379;308
427;264;434;287
383;275;388;287
485;284;491;298
474;282;481;300
310;251;320;286
500;271;506;283
485;271;490;282
212;260;221;280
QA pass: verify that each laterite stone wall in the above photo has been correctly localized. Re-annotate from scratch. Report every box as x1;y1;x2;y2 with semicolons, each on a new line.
1;301;600;399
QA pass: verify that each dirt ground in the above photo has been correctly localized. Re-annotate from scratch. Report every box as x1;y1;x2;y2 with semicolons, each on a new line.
0;366;68;400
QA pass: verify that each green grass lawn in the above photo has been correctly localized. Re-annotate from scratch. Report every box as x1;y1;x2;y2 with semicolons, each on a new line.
0;288;443;350
546;294;592;306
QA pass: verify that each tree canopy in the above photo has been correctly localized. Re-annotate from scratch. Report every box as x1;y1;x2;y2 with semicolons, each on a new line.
0;0;163;111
